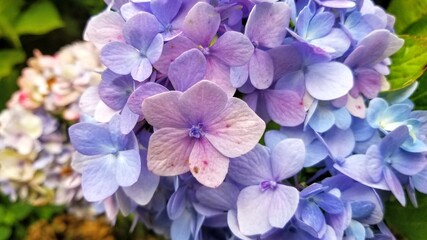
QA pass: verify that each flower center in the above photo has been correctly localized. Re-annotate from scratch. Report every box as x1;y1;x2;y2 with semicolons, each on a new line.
260;180;277;191
189;123;204;138
197;45;210;55
252;40;259;48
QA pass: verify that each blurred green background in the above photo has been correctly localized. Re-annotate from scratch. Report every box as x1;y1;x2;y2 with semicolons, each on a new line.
0;0;427;239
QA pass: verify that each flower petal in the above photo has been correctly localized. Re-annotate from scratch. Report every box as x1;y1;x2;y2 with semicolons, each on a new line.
230;64;249;88
153;36;196;74
379;125;409;158
131;57;153;82
205;57;236;97
245;2;291;48
249;49;274;89
334;154;389;190
142;91;188;128
122;150;160;205
124;12;159;51
229;144;274;186
305;62;353;101
128;82;168;116
151;0;182;26
147;128;194;175
83;10;125;49
183;2;220;46
146;33;164;63
82;155;119;201
178;80;228;123
99;71;134;110
69;123;115;155
115;149;141;187
189;138;229;188
237;185;274;235
119;104;139;134
271;138;305;180
210;31;254;67
101;42;140;75
265;89;306;127
168;49;207;91
383;167;406;206
268;185;299;228
205;98;266;158
196;182;240;211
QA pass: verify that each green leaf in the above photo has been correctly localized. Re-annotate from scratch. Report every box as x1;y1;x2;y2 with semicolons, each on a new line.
9;202;33;221
0;49;25;78
411;72;427;110
35;205;65;220
387;35;427;91
0;0;24;23
388;0;427;34
15;1;64;35
386;194;427;240
0;16;21;48
0;70;19;110
0;226;11;240
405;16;427;36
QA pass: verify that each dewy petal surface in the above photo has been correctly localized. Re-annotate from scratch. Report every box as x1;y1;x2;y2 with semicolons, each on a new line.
205;98;266;158
189;138;229;188
147;128;194;175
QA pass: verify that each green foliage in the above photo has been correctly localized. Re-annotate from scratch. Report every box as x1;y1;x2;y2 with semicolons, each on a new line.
15;1;64;35
0;226;12;240
388;0;427;34
0;0;65;102
0;195;66;240
0;49;25;78
412;73;427;110
387;35;427;91
0;70;19;109
386;194;427;240
0;0;64;46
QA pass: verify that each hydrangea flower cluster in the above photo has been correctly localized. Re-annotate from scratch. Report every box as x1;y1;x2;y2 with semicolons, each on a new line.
7;42;104;121
73;0;427;239
0;42;102;216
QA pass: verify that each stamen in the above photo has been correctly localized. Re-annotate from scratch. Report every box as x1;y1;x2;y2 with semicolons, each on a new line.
260;180;277;191
189;123;204;138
